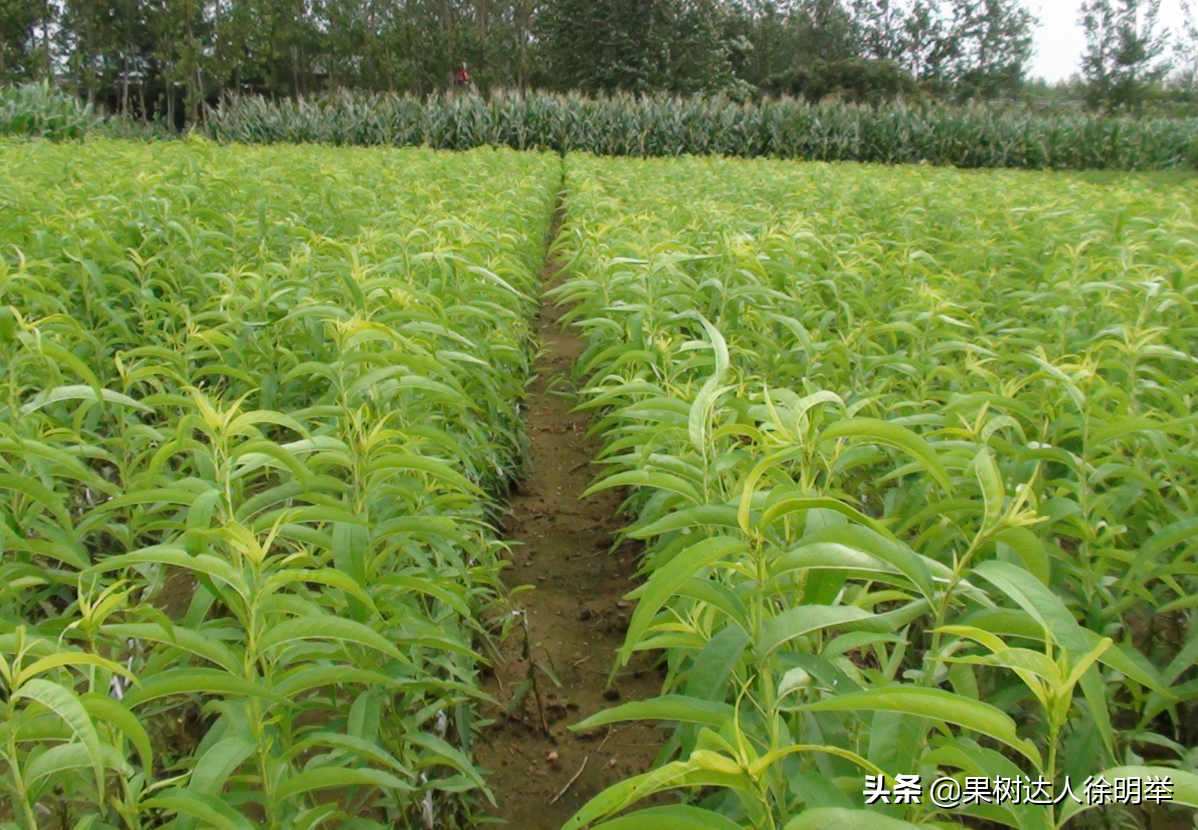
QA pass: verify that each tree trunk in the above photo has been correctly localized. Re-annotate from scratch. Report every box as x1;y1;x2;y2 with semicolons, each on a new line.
185;0;201;123
42;1;52;80
120;44;131;113
444;0;455;88
516;0;529;89
291;44;301;97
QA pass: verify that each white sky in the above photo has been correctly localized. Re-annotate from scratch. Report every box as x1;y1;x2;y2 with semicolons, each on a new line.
1026;0;1187;82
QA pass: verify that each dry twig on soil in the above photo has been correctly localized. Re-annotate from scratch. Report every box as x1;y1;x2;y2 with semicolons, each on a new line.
549;755;589;805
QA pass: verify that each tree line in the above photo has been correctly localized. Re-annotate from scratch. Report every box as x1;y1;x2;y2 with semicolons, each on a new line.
0;0;1190;125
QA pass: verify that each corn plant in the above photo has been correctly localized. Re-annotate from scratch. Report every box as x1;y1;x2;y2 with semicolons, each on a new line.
0;83;101;139
198;89;1198;171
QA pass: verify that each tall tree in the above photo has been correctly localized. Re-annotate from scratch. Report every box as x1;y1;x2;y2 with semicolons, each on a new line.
850;0;1033;97
537;0;731;94
1079;0;1170;111
24;0;1050;120
723;0;787;87
942;0;1035;99
900;0;952;83
61;0;117;104
0;0;51;81
851;0;908;64
670;0;735;92
112;0;148;113
791;0;859;63
1174;0;1198;91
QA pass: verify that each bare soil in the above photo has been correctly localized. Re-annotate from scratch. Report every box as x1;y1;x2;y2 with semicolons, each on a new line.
472;251;667;827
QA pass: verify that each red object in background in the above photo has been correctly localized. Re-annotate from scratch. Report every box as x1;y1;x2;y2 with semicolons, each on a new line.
455;69;469;86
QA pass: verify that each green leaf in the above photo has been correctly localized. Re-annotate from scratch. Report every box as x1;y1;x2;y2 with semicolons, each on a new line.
184;487;223;555
282;732;411;775
255;616;402;660
404;731;489;794
776;524;939;601
801;686;1042;768
272;667;397;699
684;624;750;703
122;669;292;708
963;610;1168;695
785;808;927;830
263;567;375;613
81;693;154;774
0;474;73;528
227;409;308;438
992;526;1050;586
17;652;138;688
274;767;412;801
24;742;129;783
820;418;952;493
675;579;750;633
923;737;1049;830
174;736;257;830
84;547;249;601
331;523;370;620
562;757;754;830
972;447;1004;526
571;696;736;733
972;560;1087;653
757;605;874;660
286;806;342;830
689;379;734;454
1086;633;1168;695
759;497;895;542
13;679;106;791
0;305;15;342
583;469;702;504
144;792;257;830
102;623;242;675
1077;667;1116;763
590;805;745;830
20;384;152;414
628;505;741;539
620;536;746;666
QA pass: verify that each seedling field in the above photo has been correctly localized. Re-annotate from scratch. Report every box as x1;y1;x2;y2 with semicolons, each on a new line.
1;140;1197;830
0;139;558;827
554;156;1198;829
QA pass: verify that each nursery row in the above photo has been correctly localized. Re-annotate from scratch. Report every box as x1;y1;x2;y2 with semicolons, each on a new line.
552;156;1198;830
0;138;559;828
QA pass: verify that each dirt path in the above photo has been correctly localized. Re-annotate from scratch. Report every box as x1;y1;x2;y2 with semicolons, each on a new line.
472;200;665;829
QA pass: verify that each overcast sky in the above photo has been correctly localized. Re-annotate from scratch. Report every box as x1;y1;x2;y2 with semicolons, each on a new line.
1026;0;1187;81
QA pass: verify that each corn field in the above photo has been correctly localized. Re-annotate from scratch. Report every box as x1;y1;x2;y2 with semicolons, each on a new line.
4;84;1198;172
0;84;102;141
201;91;1198;171
2;136;1198;830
